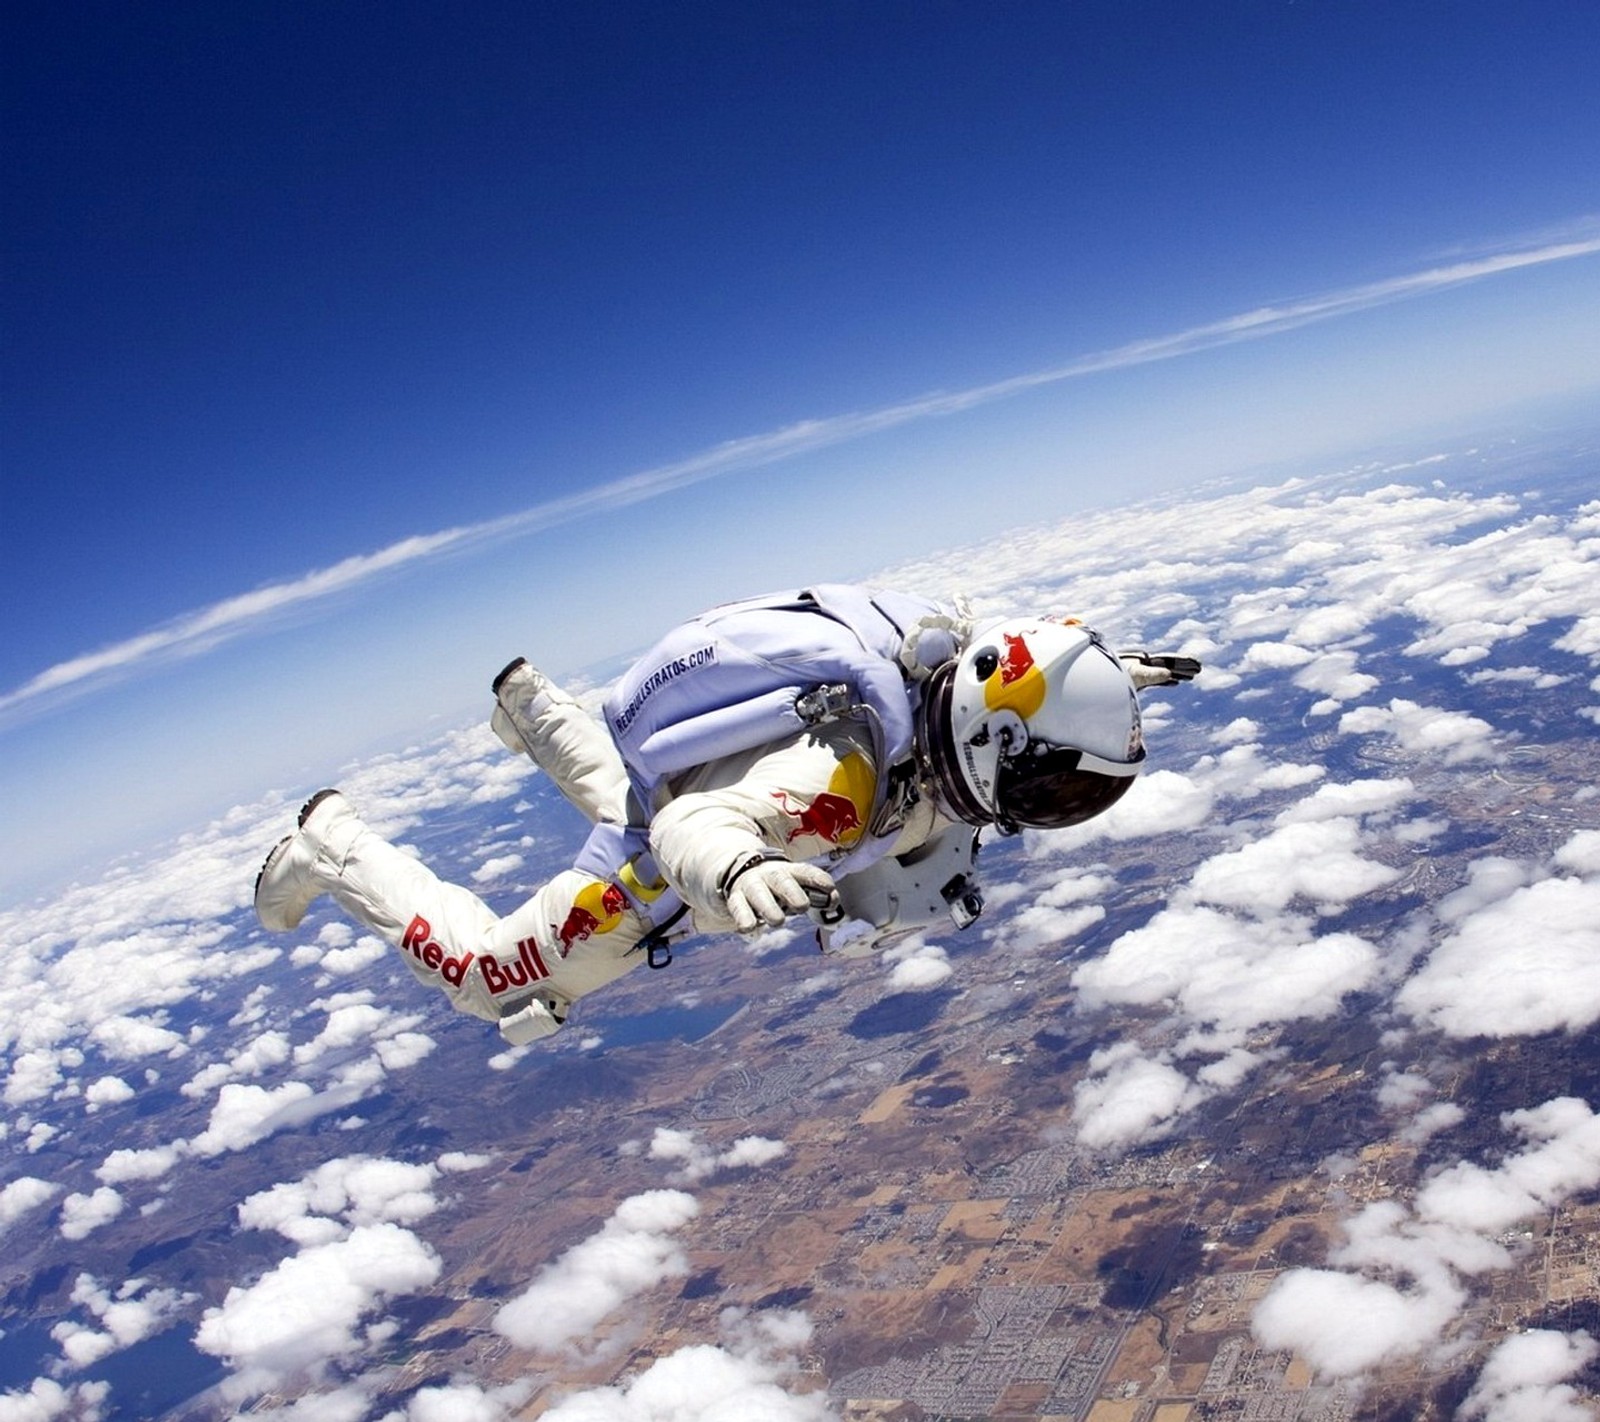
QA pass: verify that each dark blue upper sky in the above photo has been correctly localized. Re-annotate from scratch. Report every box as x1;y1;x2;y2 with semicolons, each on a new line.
4;0;1600;892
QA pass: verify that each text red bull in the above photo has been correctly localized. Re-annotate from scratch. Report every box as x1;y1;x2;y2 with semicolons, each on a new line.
480;936;553;996
400;914;475;987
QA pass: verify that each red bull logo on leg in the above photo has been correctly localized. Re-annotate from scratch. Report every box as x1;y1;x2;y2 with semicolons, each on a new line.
555;879;629;954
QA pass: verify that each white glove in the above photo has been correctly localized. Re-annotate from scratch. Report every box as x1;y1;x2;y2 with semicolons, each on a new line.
1119;651;1203;689
722;853;840;934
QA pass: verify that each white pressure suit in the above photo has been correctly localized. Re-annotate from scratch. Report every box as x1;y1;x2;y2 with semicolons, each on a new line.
258;583;1196;1045
264;586;981;1044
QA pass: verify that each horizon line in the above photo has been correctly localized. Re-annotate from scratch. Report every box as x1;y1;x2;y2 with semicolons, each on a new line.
5;223;1599;729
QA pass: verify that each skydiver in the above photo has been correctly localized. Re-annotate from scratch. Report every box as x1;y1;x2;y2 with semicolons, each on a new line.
253;585;1198;1044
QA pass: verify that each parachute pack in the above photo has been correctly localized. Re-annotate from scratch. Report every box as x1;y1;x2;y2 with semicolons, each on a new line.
603;584;964;877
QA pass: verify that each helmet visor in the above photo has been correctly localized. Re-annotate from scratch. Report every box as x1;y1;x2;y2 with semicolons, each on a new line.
994;744;1142;829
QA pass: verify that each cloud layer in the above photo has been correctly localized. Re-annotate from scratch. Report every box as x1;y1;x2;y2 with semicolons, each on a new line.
4;447;1599;1417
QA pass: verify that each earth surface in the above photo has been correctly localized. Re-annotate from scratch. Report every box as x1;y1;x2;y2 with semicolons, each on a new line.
3;419;1600;1422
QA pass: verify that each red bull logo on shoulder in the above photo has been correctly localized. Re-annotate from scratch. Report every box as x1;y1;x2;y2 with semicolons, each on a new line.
772;753;873;848
775;789;863;846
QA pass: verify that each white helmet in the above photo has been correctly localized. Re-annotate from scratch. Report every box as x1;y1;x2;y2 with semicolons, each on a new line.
918;618;1145;832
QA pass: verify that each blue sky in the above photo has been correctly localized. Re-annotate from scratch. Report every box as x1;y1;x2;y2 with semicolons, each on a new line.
4;0;1600;901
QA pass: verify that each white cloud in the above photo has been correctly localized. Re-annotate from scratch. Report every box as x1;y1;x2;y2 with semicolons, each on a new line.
1435;856;1534;925
0;1176;61;1232
1554;829;1600;877
1274;778;1415;825
646;1128;788;1184
471;854;524;884
1376;1067;1434;1113
89;1015;187;1061
718;1137;788;1171
95;1144;186;1185
1399;878;1600;1037
1071;1043;1206;1152
1460;1329;1599;1422
1187;818;1401;914
1212;717;1260;744
538;1307;832;1422
1556;616;1600;658
195;1222;441;1395
182;1029;293;1099
1338;697;1495;764
1252;1262;1466;1378
4;1051;65;1107
1237;641;1317;671
52;1273;190;1371
58;1188;124;1242
374;1032;437;1072
1254;1098;1600;1379
292;1000;394;1066
1402;1101;1467;1146
1466;665;1573;689
1288;600;1377;648
882;936;953;991
390;1379;536;1422
231;1385;374;1422
1171;743;1325;803
0;1378;110;1422
237;1156;444;1246
82;1076;135;1110
1074;905;1378;1037
1292;648;1379;702
318;936;390;976
190;1080;355;1156
493;1190;700;1354
1003;900;1106;953
1416;1098;1600;1236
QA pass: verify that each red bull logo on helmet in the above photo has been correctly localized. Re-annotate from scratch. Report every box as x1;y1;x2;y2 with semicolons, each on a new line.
999;632;1034;685
556;879;629;954
983;631;1047;719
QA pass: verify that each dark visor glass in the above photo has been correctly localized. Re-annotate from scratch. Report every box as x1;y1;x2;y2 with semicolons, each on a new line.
994;746;1139;829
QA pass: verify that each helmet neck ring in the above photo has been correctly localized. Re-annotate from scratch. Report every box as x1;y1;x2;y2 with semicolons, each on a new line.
917;661;997;828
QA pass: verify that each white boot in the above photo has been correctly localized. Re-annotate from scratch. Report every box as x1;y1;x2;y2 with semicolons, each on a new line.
489;657;561;757
254;789;366;932
490;658;629;825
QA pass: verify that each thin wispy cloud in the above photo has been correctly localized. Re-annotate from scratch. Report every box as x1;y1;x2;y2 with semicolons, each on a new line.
6;227;1598;728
